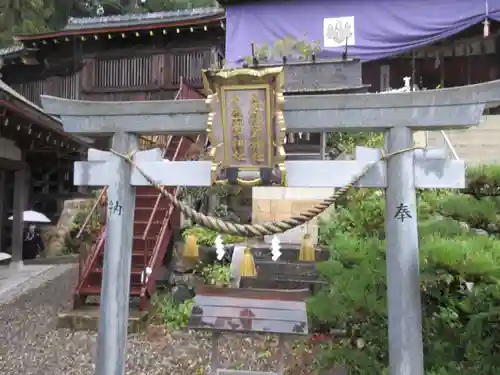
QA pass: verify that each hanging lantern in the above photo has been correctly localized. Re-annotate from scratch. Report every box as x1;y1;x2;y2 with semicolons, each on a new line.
202;67;287;187
484;18;490;38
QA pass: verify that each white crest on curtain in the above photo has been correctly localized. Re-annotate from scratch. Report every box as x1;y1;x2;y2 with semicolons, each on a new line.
323;16;355;48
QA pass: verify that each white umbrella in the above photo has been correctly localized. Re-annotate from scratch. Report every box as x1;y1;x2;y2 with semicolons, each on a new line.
8;210;51;223
0;252;11;261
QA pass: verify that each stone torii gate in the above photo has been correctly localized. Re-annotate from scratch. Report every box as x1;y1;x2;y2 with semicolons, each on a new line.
42;76;500;375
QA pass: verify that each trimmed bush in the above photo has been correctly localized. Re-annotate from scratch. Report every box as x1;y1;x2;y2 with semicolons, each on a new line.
312;166;500;374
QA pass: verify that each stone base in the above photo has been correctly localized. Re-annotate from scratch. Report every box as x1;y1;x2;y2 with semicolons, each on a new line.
264;223;318;245
214;370;277;375
43;198;95;257
252;187;335;245
23;254;79;265
58;306;148;333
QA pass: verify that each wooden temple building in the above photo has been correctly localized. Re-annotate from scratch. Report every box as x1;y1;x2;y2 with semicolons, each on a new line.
0;8;223;267
0;74;89;263
0;7;226;308
6;8;225;105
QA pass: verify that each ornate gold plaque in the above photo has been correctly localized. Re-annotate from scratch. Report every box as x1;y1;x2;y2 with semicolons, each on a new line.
202;68;286;186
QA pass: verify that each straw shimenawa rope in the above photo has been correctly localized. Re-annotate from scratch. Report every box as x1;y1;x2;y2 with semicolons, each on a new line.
109;147;419;237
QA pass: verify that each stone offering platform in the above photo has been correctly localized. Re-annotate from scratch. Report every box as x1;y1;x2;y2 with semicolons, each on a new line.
239;244;329;292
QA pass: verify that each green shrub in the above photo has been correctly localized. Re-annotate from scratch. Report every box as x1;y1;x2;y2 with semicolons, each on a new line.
152;293;193;330
318;188;451;244
418;218;468;238
310;230;500;374
182;225;246;246
464;164;500;198
312;165;500;374
438;195;499;231
200;264;231;286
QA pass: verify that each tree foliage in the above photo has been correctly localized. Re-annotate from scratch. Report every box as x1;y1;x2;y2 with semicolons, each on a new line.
128;0;215;13
0;0;216;47
326;132;384;158
0;0;53;46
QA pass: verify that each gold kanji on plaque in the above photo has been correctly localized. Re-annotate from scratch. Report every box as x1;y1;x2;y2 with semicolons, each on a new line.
203;67;287;186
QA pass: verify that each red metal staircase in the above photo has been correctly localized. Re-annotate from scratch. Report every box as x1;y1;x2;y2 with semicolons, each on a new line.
73;79;206;310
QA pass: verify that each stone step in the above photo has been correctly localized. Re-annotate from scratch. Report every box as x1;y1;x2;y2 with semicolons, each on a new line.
58;305;148;332
284;144;321;153
196;245;329;265
251;244;329;262
216;370;277;375
255;260;319;279
239;277;326;293
285;153;323;160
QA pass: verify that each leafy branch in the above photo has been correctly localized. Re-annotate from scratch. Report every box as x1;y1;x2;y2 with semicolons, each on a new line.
243;35;321;66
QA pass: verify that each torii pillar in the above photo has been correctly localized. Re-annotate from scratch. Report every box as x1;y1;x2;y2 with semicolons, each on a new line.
41;79;500;375
72;145;211;375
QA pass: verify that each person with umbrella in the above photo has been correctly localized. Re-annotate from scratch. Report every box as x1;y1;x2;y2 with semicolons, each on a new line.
8;210;50;260
22;223;45;260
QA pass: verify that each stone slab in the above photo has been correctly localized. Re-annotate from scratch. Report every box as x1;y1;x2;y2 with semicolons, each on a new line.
74;160;213;186
264;223;320;245
216;370;277;375
285;159;466;188
130;161;212;186
58;305;148;333
280;58;362;92
252;187;335;200
75;158;465;188
0;264;74;305
23;255;79;265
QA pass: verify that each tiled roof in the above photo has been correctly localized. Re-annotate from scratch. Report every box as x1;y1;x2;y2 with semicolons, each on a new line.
0;80;91;147
64;7;224;31
0;45;24;57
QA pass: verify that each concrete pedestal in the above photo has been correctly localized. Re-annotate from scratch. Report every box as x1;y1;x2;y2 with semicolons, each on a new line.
252;187;335;244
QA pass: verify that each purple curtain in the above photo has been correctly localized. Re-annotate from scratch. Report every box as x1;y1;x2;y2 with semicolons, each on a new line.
226;0;500;64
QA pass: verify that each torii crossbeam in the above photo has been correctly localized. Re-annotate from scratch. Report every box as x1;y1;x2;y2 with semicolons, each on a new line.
42;78;500;375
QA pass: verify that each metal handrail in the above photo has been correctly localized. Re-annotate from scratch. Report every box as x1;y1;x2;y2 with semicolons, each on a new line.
140;136;189;278
140;77;190;241
76;187;107;239
76;134;170;293
76;229;106;293
140;135;179;241
141;134;204;301
77;136;160;235
141;185;182;300
440;130;460;160
77;77;192;303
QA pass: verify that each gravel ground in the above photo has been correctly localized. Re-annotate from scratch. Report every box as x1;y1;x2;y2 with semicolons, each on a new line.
0;266;319;375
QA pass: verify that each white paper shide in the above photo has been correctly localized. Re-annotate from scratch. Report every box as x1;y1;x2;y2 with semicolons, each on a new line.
271;235;282;261
323;16;355;48
214;235;225;261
